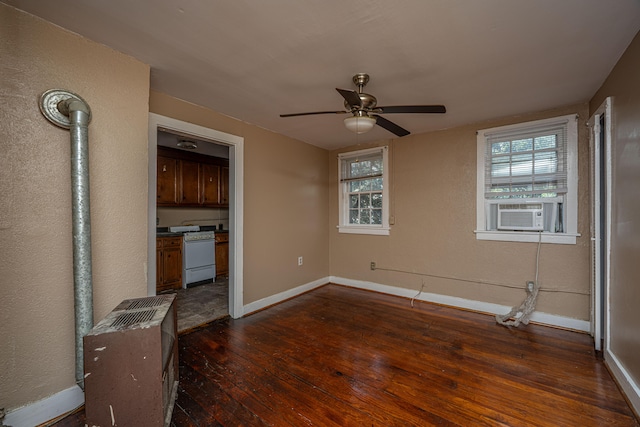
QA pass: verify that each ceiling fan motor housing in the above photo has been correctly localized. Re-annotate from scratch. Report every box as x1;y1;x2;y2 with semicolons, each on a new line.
344;93;377;111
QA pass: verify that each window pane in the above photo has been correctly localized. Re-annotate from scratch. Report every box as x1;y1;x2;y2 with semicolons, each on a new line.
534;180;557;191
511;138;533;152
534;135;556;150
512;184;533;193
349;209;359;224
511;153;532;176
360;194;370;208
346;155;383;179
349;195;359;208
371;177;383;191
371;192;382;208
489;184;511;194
492;141;510;154
361;209;370;224
491;156;510;177
350;181;360;192
359;179;371;192
534;151;557;174
371;159;383;173
371;209;382;224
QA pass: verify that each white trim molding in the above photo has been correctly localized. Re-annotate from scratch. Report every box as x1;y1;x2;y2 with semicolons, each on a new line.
148;113;245;319
243;277;329;316
330;276;590;332
605;349;640;416
4;385;84;427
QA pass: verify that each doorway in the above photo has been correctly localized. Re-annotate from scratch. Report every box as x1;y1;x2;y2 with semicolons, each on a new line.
590;97;612;352
147;113;244;320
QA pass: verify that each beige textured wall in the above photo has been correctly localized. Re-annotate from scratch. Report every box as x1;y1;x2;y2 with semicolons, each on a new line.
329;104;591;320
0;4;150;411
590;30;640;386
149;91;330;304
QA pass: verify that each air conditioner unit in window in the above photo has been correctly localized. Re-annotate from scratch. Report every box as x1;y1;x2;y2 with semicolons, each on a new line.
497;203;544;231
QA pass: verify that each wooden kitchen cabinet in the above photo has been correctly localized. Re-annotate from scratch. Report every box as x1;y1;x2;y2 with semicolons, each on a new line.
180;160;201;204
215;233;229;280
156;236;182;292
157;147;229;208
202;163;221;205
220;166;229;206
157;156;178;205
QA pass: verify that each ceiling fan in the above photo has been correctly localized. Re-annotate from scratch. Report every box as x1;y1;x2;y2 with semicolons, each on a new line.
280;73;446;137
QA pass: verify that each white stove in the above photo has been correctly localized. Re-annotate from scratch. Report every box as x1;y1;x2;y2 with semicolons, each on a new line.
168;226;216;288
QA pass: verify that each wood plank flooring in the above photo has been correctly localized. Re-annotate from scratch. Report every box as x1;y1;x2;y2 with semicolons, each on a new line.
51;284;638;426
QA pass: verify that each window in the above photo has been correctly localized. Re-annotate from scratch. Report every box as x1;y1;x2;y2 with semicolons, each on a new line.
476;114;579;244
338;146;389;235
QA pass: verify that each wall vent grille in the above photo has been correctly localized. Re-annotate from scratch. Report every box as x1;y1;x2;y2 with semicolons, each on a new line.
111;309;157;328
126;296;168;310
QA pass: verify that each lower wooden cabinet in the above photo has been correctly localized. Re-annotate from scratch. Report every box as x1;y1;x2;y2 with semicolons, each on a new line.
215;233;229;280
156;236;182;292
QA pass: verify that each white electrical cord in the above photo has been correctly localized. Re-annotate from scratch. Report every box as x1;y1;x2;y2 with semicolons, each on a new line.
410;280;425;307
495;231;542;327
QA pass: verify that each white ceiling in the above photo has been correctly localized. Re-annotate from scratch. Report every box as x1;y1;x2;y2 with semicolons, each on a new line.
6;0;640;150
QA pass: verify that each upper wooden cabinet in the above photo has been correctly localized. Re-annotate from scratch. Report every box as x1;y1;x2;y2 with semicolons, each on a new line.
202;163;221;205
157;156;178;205
180;160;201;204
157;147;229;207
220;166;230;206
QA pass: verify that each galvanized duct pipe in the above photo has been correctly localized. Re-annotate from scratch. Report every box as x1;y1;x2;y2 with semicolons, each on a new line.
39;89;94;390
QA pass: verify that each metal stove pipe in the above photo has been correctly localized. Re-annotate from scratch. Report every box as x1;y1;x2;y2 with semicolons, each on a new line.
39;90;94;390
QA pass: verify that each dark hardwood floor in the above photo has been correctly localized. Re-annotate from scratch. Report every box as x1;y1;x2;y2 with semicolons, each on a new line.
51;284;638;426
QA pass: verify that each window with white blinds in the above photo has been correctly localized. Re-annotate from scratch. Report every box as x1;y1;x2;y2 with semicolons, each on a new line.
485;122;568;199
476;114;579;244
338;146;389;235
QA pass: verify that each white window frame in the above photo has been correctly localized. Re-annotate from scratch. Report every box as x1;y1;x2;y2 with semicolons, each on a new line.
475;114;579;244
338;146;390;235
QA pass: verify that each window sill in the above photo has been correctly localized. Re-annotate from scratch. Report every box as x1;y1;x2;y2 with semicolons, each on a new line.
474;230;579;245
338;225;390;236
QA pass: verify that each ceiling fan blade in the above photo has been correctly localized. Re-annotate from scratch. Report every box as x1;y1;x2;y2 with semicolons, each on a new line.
374;115;410;137
336;88;362;108
377;105;446;114
280;110;348;118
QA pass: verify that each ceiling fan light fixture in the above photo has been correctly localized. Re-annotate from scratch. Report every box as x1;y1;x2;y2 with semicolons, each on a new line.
344;115;376;134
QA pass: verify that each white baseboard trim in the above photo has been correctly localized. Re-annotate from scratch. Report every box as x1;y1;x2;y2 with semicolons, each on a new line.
4;385;84;427
330;276;590;332
605;348;640;417
243;276;329;316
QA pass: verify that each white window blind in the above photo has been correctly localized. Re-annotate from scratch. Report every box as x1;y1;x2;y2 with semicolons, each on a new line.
484;120;568;199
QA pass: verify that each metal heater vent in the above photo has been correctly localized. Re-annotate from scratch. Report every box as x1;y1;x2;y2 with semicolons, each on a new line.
126;296;169;310
111;309;157;328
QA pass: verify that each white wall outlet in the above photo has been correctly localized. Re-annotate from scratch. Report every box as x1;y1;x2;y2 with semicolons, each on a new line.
298;256;303;266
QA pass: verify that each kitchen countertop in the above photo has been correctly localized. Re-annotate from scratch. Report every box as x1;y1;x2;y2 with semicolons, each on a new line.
156;232;184;237
156;228;228;237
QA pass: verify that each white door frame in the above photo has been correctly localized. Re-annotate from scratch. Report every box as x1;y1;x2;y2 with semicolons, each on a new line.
589;97;612;352
147;113;244;319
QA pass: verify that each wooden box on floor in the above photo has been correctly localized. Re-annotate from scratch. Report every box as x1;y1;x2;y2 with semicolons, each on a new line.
83;294;178;427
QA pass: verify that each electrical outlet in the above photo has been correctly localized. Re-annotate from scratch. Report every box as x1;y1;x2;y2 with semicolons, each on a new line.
370;261;376;270
527;281;534;292
298;256;303;266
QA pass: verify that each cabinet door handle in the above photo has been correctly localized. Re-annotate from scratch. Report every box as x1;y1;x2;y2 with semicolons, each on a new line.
162;165;167;172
